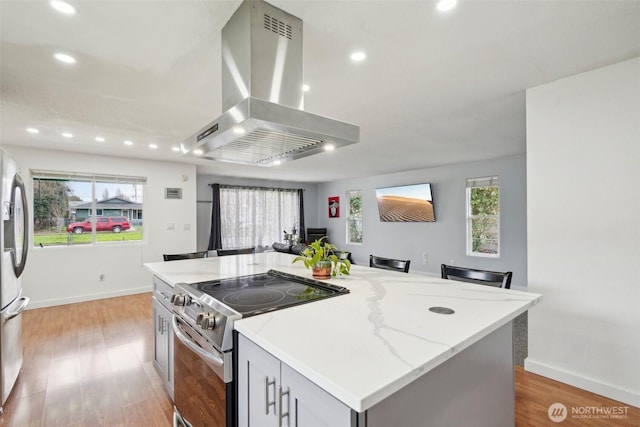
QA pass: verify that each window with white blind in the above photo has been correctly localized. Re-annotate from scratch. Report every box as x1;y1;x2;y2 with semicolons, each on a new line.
220;186;299;250
32;170;145;247
466;176;500;257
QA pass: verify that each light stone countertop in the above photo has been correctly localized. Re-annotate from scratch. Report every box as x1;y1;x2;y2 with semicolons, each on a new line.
144;252;541;412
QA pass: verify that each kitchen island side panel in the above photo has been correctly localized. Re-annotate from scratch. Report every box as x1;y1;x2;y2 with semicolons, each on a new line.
366;322;514;427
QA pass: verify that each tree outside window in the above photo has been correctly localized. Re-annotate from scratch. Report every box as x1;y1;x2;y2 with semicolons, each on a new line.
466;177;500;257
33;180;78;233
346;190;362;244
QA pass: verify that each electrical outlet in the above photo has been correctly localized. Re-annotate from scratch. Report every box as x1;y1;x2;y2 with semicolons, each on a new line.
422;252;428;265
99;273;106;282
449;259;455;266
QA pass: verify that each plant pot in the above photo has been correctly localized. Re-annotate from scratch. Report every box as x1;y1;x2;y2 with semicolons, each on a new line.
311;260;332;280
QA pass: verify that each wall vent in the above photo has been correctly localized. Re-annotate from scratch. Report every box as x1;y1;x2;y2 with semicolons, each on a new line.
165;188;182;199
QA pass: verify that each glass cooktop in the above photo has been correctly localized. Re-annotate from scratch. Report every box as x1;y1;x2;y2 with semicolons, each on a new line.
194;270;349;316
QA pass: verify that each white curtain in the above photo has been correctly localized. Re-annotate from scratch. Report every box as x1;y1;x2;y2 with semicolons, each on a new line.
220;187;299;250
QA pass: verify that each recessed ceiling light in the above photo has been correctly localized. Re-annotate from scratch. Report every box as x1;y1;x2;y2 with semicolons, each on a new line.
302;84;310;92
62;132;73;138
324;144;335;151
233;127;245;134
193;149;204;156
350;51;366;62
273;160;282;166
26;128;40;134
50;1;76;15
172;146;180;152
123;140;133;146
95;136;105;142
149;143;158;149
436;0;458;12
54;53;76;64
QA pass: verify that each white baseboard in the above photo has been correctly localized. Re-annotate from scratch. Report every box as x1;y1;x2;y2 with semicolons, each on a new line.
525;358;640;408
26;286;152;309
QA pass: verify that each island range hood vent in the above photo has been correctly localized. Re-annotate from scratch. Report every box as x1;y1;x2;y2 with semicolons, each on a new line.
181;0;359;166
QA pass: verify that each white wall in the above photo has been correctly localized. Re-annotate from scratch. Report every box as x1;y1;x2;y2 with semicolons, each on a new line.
195;174;319;251
318;154;528;289
526;58;640;406
3;146;198;308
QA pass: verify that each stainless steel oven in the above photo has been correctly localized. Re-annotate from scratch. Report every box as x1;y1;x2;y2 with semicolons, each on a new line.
170;269;349;427
172;315;234;427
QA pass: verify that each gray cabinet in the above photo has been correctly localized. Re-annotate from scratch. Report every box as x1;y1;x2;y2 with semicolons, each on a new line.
237;334;353;427
152;276;174;400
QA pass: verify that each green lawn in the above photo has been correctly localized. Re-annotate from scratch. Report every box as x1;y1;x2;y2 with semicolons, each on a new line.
34;227;143;246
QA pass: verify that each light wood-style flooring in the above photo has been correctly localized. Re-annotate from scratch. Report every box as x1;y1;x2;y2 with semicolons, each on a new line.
0;293;172;426
515;366;640;426
1;293;638;426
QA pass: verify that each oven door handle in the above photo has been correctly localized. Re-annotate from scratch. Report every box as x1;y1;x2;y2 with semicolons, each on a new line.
173;406;190;427
172;315;224;366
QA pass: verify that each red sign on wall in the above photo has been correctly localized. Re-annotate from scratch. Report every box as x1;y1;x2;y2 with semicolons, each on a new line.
328;196;339;218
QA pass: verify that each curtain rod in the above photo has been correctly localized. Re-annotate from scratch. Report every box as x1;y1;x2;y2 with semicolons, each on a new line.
209;183;304;191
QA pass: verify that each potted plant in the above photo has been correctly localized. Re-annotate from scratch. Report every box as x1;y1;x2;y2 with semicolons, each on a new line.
292;237;351;279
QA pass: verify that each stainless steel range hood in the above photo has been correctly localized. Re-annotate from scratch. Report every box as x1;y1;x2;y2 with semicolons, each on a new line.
181;0;359;166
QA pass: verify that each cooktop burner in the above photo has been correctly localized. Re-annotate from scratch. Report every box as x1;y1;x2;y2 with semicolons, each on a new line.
223;289;286;307
194;270;349;316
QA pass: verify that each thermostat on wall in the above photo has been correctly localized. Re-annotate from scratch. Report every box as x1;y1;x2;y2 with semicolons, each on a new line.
165;188;182;199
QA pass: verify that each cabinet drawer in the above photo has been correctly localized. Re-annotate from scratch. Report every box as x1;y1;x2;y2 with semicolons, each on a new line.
153;276;174;311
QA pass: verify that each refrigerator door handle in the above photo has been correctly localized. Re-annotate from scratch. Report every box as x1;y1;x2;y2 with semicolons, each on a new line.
10;173;29;278
4;296;29;321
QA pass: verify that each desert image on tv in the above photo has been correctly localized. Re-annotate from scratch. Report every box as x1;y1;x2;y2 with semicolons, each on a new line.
377;195;435;222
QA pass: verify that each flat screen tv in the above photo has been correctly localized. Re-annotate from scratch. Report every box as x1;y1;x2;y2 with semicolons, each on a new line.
375;183;435;222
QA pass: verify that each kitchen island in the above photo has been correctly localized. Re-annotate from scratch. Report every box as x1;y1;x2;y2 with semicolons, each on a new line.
145;252;541;426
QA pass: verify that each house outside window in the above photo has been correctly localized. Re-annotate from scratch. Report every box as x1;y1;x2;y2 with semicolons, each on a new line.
346;190;362;244
32;171;145;247
466;176;500;257
73;197;142;223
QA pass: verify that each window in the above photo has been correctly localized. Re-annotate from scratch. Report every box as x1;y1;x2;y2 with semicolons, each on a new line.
32;170;145;247
346;190;362;244
219;186;299;250
466;176;500;257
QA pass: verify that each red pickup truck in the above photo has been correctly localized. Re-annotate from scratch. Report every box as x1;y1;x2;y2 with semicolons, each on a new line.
67;216;131;234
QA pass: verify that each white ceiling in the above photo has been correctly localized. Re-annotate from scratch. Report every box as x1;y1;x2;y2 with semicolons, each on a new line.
2;0;639;182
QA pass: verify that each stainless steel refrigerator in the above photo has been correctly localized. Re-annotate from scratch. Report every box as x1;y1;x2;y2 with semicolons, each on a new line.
0;149;29;414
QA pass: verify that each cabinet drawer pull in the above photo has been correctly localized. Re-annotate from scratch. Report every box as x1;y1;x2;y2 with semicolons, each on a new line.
265;376;276;415
278;385;290;427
